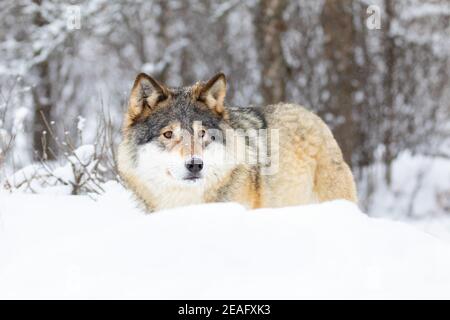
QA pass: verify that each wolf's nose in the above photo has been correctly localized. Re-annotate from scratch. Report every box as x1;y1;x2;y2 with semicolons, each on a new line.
185;157;203;173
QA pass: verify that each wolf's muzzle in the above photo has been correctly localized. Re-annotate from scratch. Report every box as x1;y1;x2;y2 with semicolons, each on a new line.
185;157;203;174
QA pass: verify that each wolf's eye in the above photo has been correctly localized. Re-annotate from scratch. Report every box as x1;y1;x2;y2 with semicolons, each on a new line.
163;131;173;139
199;129;206;138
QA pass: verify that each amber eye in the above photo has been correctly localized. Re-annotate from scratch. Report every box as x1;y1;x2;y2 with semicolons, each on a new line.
199;129;206;138
163;131;173;139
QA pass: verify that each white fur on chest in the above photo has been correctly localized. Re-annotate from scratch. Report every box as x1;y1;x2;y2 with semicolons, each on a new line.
134;143;207;210
151;184;205;210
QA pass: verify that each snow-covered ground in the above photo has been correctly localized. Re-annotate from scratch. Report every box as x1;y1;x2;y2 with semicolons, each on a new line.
1;182;450;299
366;151;450;218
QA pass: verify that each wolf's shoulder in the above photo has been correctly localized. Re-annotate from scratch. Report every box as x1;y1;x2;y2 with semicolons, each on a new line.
261;102;315;118
226;105;267;130
228;103;324;129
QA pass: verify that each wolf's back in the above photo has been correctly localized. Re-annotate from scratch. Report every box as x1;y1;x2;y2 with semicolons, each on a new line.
255;103;357;207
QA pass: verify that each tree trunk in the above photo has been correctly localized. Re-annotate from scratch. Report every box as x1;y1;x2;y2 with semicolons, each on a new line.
157;0;170;83
320;0;358;167
383;0;397;185
32;0;55;160
255;0;288;104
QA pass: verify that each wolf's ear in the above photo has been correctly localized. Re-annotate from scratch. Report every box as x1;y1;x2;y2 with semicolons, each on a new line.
196;73;227;115
128;73;169;119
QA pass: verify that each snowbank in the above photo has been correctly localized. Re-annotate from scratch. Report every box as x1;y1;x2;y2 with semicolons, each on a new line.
1;183;450;299
366;151;450;217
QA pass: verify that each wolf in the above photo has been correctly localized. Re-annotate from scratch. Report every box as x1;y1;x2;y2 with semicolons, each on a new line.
118;73;357;212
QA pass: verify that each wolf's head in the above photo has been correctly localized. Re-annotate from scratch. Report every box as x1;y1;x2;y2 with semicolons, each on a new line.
120;72;235;190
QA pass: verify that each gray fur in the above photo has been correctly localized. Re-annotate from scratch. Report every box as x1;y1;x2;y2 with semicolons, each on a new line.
132;87;225;146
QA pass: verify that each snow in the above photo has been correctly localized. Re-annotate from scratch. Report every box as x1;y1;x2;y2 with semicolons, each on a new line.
4;144;100;195
12;107;28;133
367;151;450;218
69;144;95;166
6;163;49;188
414;217;450;244
77;116;86;132
1;182;450;299
401;3;450;20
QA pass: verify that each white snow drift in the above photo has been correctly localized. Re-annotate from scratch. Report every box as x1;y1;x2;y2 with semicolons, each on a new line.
0;182;450;299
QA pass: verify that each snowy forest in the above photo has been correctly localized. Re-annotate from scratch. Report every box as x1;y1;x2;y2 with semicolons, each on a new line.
0;0;449;218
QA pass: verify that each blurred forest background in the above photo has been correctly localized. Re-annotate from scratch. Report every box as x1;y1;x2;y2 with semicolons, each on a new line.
0;0;449;218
